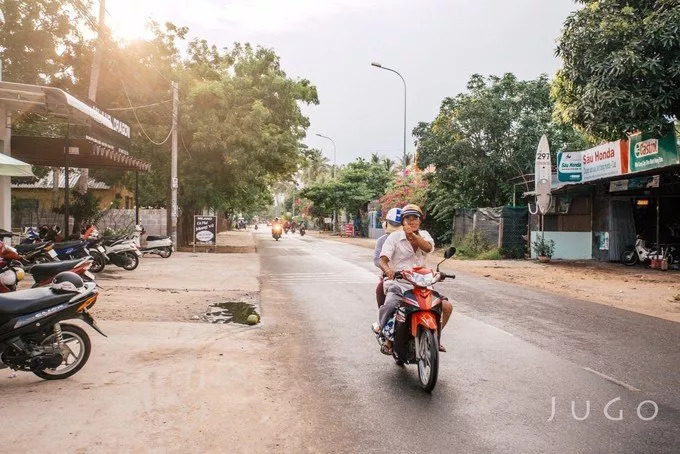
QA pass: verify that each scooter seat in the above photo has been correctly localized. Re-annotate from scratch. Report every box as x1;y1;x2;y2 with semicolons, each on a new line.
52;240;83;250
146;235;169;241
0;288;74;323
29;259;87;280
15;242;48;253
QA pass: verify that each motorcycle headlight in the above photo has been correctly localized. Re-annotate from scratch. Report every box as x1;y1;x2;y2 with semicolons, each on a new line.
0;269;17;286
410;272;436;287
13;267;25;282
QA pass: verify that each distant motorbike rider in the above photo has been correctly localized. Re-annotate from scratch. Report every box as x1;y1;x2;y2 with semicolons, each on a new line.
376;204;453;353
373;207;402;308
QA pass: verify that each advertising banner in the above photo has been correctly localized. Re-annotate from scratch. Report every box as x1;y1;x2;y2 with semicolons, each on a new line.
581;141;626;182
628;127;679;173
194;215;217;245
557;151;583;183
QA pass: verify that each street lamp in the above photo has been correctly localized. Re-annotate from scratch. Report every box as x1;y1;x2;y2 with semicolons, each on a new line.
315;133;336;177
316;133;337;231
371;61;407;166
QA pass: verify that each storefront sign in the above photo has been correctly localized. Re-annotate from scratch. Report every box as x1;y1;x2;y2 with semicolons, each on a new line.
609;175;660;192
557;141;626;183
581;141;625;182
194;215;216;245
557;152;582;182
628;127;679;173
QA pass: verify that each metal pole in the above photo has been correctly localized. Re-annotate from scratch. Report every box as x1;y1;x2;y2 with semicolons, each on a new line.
316;133;337;232
171;81;178;246
64;124;70;236
656;196;660;257
135;171;139;225
371;62;407;165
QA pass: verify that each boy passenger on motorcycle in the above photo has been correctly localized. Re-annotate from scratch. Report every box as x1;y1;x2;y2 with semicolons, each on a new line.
376;204;453;354
373;207;402;308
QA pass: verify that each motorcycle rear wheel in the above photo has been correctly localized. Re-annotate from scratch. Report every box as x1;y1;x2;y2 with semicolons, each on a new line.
159;247;172;258
32;324;91;380
122;252;139;271
620;249;638;266
417;328;439;392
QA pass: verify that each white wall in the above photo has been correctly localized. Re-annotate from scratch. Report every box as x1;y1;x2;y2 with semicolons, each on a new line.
530;231;592;260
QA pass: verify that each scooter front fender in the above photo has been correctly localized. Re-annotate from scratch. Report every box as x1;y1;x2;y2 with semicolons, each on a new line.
410;311;438;337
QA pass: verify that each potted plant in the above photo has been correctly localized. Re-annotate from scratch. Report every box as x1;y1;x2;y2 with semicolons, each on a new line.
532;236;555;263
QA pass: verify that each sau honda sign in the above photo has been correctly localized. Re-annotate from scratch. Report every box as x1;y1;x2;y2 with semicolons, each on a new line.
535;135;552;214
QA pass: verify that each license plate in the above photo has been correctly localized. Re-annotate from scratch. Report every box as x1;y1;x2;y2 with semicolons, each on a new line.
48;249;57;258
84;271;95;280
134;250;142;257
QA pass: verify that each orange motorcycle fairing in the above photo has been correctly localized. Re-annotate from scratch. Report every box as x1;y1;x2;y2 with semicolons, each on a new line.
410;311;438;337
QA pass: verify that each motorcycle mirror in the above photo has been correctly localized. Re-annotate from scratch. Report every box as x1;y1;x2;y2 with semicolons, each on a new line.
436;246;456;271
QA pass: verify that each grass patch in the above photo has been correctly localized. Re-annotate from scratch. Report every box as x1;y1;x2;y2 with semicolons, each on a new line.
477;248;502;260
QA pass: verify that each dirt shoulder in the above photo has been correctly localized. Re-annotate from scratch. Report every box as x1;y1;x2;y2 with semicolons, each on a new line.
318;232;680;323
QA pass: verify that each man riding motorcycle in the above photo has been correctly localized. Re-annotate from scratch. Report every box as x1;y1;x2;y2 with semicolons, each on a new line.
376;204;453;354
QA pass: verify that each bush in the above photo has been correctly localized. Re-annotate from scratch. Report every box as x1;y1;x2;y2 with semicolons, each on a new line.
455;230;490;258
477;248;501;260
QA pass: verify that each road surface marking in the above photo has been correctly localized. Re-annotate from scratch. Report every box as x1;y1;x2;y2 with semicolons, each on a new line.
582;367;640;392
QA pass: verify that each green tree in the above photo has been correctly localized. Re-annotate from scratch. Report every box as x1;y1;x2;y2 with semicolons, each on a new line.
555;0;680;138
415;73;590;241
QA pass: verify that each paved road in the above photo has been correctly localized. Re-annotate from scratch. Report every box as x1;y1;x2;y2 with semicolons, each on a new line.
258;231;680;453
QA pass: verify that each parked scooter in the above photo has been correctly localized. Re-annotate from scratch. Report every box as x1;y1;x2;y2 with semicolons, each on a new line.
374;247;456;392
621;236;675;266
28;258;95;287
0;271;105;380
100;234;142;271
132;225;173;258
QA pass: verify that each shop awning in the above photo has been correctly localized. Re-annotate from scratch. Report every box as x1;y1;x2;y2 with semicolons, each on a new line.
11;136;150;172
0;80;131;150
0;153;35;177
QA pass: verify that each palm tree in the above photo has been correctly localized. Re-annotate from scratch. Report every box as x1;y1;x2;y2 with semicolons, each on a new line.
382;157;396;172
370;152;380;165
300;149;330;185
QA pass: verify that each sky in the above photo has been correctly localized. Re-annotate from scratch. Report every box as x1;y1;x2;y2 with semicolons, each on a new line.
105;0;580;165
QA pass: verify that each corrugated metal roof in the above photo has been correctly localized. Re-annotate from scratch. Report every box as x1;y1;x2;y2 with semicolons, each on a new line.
12;169;110;190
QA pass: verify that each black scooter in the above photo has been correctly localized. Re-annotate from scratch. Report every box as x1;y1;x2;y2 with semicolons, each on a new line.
0;280;105;380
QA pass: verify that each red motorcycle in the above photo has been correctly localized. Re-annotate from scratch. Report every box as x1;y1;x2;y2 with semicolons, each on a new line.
376;247;456;392
0;242;94;292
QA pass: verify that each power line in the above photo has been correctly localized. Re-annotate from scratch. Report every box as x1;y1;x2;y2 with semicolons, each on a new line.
180;130;193;159
120;78;173;146
107;99;171;111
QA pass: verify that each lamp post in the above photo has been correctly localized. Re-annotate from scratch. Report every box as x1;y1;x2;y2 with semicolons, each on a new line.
371;62;407;166
316;133;337;231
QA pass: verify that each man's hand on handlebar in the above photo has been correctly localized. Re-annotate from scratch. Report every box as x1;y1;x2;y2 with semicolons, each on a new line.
384;267;395;280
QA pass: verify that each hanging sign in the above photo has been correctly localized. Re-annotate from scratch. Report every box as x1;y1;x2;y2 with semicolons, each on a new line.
535;135;552;214
194;215;216;245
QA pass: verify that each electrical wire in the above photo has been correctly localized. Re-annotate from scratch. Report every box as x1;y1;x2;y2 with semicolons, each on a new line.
107;99;172;111
180;130;193;159
121;78;173;146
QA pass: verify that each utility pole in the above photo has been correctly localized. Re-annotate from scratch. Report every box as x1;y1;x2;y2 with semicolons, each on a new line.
79;0;106;194
170;81;179;246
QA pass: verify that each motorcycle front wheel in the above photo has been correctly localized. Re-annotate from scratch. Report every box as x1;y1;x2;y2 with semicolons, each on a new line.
417;328;439;392
620;249;638;266
122;252;139;271
89;250;106;273
32;324;91;380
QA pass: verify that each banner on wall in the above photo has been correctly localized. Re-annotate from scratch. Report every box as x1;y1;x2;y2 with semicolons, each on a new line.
557;140;627;183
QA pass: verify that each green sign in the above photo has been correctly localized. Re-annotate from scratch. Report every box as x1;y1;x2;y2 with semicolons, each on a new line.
628;126;679;173
557;151;582;182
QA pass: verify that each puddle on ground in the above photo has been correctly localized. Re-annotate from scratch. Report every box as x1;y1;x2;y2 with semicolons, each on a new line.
204;302;260;325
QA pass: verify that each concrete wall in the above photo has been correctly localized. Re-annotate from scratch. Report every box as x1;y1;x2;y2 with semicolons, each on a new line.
530;231;592;260
97;208;167;236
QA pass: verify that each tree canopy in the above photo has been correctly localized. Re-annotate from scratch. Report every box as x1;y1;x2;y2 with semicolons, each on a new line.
555;0;680;138
415;73;589;240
